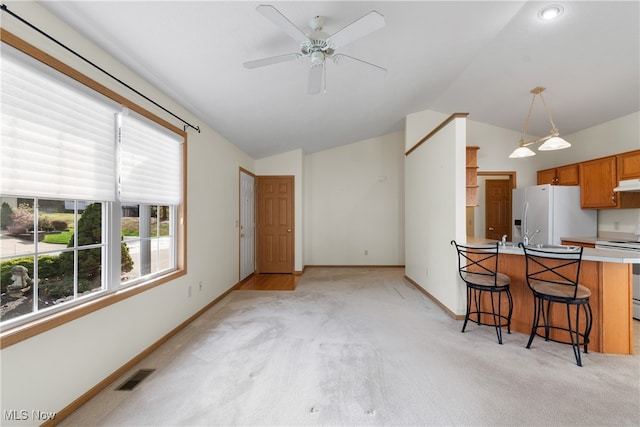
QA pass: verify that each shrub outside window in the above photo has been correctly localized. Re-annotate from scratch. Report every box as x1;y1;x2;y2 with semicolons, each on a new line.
121;204;176;285
0;198;106;323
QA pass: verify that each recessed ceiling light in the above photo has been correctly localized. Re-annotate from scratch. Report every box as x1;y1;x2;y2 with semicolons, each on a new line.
538;5;564;20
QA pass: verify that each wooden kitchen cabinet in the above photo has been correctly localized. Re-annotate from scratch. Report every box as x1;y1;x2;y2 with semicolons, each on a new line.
466;146;479;207
556;164;579;185
537;168;557;185
579;156;617;208
537;163;579;185
579;152;640;209
560;239;596;248
617;149;640;180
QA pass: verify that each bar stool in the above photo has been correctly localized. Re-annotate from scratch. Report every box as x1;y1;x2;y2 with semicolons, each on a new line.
451;240;513;344
520;244;592;366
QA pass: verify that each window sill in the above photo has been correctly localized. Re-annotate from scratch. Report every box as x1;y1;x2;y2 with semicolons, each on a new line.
0;269;186;349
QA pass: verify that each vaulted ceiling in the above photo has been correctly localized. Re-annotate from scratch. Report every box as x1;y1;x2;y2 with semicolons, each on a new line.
39;1;639;159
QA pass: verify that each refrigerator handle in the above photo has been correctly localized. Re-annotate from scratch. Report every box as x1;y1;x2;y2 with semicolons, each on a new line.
522;201;528;236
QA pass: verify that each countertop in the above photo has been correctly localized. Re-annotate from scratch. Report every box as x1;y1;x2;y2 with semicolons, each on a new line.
496;244;639;264
467;236;639;263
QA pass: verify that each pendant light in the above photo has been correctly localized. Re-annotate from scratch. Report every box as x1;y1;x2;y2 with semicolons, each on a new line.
509;87;571;158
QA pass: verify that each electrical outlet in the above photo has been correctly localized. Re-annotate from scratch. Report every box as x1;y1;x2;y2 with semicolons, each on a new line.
199;281;203;292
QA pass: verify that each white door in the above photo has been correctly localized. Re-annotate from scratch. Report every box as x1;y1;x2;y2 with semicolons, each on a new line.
240;170;255;280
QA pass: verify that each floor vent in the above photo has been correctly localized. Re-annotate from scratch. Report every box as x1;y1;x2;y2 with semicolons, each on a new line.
116;369;155;391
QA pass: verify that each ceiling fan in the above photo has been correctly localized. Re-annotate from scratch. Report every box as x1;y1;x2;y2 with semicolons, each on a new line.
243;4;386;95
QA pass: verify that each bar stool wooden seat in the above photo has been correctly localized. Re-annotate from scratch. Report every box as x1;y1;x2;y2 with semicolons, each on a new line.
451;240;513;344
520;244;592;366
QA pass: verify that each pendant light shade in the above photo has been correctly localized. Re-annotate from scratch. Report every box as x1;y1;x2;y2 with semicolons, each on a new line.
509;146;536;158
509;87;571;158
538;135;571;151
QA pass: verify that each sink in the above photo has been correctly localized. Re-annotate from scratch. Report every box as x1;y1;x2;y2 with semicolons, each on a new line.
528;244;579;250
499;242;579;251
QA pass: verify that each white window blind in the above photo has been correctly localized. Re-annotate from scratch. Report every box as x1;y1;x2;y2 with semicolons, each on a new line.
119;110;183;205
0;44;117;201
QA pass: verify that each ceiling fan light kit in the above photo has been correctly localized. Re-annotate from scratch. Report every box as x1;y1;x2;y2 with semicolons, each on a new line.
509;86;571;159
244;4;386;95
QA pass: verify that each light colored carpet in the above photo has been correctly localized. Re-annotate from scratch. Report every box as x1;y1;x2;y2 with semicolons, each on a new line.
61;267;640;426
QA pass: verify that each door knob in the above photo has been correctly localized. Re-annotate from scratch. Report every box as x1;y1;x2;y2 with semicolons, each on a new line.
240;233;245;237
488;227;494;231
287;229;291;232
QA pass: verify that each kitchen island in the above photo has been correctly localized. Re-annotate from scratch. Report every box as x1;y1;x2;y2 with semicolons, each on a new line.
484;243;638;354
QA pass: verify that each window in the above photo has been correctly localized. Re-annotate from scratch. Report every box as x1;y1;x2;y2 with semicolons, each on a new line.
117;110;182;286
0;198;105;323
0;36;185;332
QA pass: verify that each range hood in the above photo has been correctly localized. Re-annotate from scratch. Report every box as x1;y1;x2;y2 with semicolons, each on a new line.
613;178;640;192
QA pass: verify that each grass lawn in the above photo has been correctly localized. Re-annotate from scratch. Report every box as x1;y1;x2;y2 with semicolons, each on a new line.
38;213;166;241
43;229;74;244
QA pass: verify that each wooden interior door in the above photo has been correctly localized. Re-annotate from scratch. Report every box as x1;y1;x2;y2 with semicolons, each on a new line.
256;176;294;273
485;179;511;241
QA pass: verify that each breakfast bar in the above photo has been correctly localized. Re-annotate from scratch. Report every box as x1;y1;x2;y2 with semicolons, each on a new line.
492;244;638;354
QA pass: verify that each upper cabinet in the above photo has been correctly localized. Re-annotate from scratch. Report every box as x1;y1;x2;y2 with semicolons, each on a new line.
466;146;479;207
539;150;640;209
536;168;556;185
537;164;579;185
579;150;640;209
617;150;640;180
579;156;618;208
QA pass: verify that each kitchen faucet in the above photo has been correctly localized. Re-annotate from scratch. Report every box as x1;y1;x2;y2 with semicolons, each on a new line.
523;229;540;246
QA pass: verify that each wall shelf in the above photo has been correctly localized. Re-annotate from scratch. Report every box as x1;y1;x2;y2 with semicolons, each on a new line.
466;146;479;207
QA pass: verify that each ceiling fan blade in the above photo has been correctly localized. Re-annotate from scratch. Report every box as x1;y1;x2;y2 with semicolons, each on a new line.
308;63;324;95
333;53;387;75
326;10;385;49
243;53;301;69
257;5;310;45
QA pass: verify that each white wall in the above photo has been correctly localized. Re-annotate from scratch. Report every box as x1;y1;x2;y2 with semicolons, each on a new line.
303;131;405;265
1;2;254;423
406;111;541;187
405;117;467;315
466;120;541;187
255;149;304;272
538;112;640;168
404;110;449;151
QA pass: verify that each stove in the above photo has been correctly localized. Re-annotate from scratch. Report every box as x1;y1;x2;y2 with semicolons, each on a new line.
594;240;640;251
595;236;640;320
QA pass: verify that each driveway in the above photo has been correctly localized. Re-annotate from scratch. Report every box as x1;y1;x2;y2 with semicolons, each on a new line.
0;230;65;258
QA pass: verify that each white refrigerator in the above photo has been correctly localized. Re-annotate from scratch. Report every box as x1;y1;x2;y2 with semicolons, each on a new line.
512;184;597;245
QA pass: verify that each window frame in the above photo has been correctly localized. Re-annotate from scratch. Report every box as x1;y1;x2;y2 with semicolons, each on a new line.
0;29;187;349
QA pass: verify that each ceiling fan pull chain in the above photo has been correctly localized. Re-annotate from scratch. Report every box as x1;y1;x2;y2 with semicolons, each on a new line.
323;61;327;94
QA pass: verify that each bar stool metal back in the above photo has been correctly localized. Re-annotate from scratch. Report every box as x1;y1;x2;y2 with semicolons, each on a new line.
451;240;513;344
520;244;592;366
